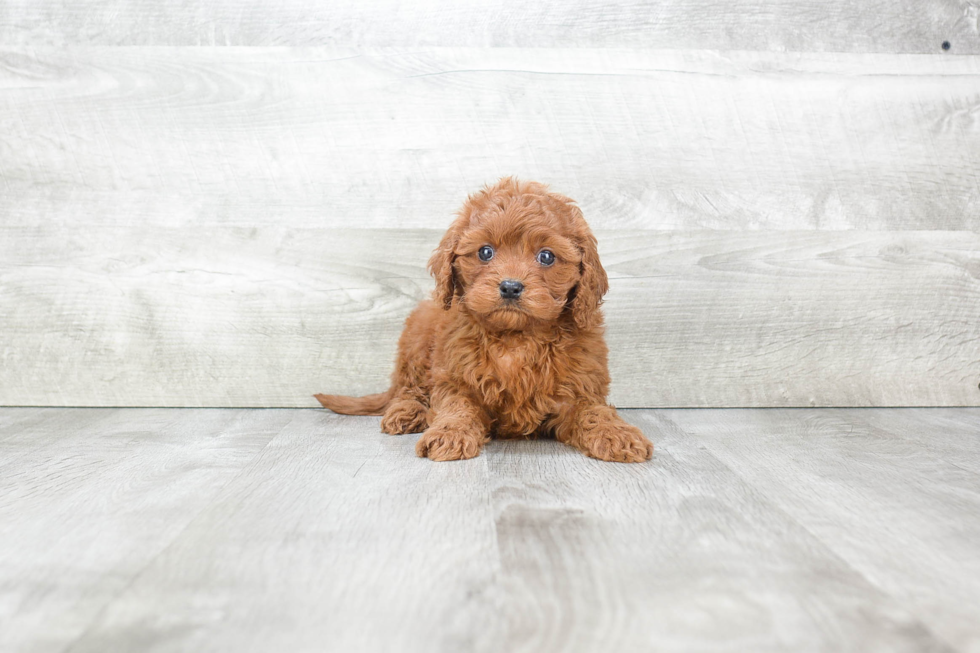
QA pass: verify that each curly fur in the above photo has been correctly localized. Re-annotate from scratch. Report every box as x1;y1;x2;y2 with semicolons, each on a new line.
315;178;653;462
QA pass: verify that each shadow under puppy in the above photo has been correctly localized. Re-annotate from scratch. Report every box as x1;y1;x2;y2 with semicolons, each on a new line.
316;178;653;463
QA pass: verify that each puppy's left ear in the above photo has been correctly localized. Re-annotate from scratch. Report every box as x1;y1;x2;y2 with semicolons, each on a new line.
569;207;609;330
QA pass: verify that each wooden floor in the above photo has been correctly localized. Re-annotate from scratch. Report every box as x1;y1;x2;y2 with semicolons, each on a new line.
1;408;978;652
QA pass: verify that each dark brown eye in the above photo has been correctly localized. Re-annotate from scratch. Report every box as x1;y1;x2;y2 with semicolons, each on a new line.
536;249;555;266
478;245;494;262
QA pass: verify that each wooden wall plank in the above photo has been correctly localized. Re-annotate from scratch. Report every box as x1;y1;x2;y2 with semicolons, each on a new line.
2;227;977;407
3;46;977;407
1;1;977;53
2;48;978;232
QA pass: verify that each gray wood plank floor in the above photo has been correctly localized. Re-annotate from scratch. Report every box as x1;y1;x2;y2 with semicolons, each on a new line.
1;408;978;652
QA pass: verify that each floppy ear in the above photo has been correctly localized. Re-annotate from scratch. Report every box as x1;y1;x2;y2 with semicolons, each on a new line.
427;216;466;309
570;209;609;330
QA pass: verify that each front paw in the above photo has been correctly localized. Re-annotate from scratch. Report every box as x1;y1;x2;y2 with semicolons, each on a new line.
579;416;653;463
416;422;487;461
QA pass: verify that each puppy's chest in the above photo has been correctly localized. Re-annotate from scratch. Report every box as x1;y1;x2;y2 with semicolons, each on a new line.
471;340;564;433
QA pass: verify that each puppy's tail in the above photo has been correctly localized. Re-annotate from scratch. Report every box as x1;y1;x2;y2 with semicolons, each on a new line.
314;388;393;416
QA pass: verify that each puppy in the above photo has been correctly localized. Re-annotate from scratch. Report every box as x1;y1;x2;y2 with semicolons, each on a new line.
316;178;653;462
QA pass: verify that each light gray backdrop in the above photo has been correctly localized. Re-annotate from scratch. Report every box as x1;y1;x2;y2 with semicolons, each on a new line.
1;2;978;407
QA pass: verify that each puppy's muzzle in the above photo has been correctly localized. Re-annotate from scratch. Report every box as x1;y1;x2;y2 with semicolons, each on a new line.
499;279;524;300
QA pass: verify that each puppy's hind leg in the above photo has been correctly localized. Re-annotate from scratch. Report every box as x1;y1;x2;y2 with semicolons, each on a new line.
381;398;429;435
380;300;441;435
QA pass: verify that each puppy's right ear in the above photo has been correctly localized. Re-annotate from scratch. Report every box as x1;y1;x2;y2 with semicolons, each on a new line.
427;216;465;309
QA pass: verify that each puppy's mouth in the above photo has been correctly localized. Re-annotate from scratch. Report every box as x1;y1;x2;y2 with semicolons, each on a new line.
473;301;534;331
490;301;536;321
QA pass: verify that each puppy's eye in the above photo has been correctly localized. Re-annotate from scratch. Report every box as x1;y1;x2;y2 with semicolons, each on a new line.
478;245;494;262
536;249;556;266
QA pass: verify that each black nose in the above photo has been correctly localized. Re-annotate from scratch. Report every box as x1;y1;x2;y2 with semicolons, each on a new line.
499;279;524;299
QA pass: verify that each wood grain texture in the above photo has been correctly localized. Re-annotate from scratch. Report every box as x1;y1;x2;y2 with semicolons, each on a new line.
2;48;979;232
485;414;949;653
661;408;980;652
0;408;286;653
1;0;978;52
3;46;978;407
0;407;51;434
61;409;501;653
2;227;977;407
4;407;977;651
844;407;980;474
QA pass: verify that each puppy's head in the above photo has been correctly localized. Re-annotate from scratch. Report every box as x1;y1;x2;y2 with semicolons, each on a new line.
428;178;608;331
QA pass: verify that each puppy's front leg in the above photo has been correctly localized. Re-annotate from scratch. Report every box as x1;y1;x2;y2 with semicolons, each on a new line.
416;391;490;461
555;403;653;463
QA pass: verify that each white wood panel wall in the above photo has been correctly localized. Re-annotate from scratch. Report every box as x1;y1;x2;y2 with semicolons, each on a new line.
3;227;977;407
1;10;978;407
2;1;977;53
3;50;979;232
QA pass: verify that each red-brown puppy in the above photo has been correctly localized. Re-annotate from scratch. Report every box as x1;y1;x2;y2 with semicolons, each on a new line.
316;178;653;462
